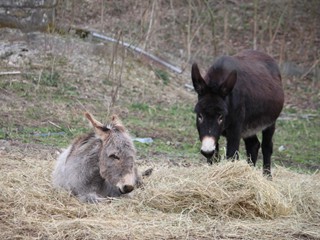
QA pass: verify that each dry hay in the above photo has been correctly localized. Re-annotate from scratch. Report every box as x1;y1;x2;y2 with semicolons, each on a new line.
1;152;319;240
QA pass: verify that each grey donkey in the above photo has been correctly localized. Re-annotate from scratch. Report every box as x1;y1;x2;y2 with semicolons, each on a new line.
52;112;144;203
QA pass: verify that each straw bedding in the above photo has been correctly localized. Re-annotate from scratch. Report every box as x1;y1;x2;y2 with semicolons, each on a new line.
1;152;319;240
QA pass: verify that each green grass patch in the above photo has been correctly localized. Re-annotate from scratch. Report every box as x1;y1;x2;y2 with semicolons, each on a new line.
0;125;88;148
0;80;33;97
273;111;319;170
154;69;170;85
38;71;60;87
126;102;201;162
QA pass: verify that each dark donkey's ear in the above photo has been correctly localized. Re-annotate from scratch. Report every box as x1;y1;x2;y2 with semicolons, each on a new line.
192;63;208;95
219;70;237;97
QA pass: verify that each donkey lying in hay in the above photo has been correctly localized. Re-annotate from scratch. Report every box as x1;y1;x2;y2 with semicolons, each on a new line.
52;112;144;203
192;50;284;176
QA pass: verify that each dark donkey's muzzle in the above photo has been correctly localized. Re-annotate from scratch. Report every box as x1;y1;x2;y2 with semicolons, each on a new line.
200;150;214;164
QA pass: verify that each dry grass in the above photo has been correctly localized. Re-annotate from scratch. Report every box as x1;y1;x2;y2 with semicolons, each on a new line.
1;152;319;240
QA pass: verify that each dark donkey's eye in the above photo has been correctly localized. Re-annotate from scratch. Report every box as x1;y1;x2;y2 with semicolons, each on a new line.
217;114;223;124
109;154;120;160
198;113;204;123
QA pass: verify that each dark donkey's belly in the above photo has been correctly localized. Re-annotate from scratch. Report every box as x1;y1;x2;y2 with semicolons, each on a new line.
240;102;283;138
241;122;273;138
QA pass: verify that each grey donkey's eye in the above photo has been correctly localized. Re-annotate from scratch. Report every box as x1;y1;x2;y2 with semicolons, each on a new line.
109;154;120;160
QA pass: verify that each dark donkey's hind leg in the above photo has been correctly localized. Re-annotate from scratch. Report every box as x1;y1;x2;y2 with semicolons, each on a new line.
261;123;276;177
244;135;260;166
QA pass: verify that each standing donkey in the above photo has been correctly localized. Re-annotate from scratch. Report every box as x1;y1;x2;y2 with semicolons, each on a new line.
52;112;142;202
191;50;284;176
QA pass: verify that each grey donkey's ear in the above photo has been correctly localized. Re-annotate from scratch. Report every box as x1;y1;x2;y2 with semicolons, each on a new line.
85;112;110;139
110;114;126;132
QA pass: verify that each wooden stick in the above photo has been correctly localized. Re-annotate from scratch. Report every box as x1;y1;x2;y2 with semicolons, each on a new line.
91;32;183;74
48;121;62;129
300;59;319;79
0;71;21;76
61;25;183;74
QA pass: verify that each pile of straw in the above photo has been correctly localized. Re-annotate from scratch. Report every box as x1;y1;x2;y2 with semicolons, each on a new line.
138;162;292;219
1;152;319;239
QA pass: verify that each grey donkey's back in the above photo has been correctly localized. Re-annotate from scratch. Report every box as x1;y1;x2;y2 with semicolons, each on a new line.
52;112;141;203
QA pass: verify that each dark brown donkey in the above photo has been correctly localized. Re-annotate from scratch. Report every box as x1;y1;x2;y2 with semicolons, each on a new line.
191;50;284;176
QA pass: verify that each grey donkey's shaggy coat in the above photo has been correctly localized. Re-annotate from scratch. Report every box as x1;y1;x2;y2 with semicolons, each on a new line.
52;112;141;203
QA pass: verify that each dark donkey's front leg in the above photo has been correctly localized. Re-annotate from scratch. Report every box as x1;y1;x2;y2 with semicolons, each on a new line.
261;123;276;177
244;135;261;166
225;125;242;160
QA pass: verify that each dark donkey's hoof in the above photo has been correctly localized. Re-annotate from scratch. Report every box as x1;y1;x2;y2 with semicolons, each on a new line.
263;170;273;180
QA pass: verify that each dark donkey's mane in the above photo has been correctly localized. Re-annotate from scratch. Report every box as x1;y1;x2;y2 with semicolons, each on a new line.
192;50;284;176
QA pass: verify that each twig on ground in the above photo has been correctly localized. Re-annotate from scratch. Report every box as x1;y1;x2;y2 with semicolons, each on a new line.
0;71;21;76
300;59;319;79
48;121;62;129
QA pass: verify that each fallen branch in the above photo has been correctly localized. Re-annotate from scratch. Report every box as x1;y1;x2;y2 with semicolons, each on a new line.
0;71;21;76
48;121;62;129
91;32;183;74
300;59;319;79
65;25;183;74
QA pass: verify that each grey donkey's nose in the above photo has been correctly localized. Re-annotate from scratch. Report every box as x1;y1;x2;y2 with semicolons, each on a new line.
120;185;134;194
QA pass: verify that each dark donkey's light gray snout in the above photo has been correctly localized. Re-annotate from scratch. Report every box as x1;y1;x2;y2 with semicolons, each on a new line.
200;136;216;164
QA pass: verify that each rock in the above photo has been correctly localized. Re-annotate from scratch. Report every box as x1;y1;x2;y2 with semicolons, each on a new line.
0;0;57;32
